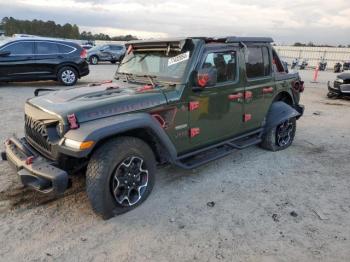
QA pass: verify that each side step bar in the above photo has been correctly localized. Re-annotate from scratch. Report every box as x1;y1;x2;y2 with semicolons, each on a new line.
175;129;263;169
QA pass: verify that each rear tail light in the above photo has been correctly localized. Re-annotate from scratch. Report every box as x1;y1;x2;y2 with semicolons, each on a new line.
80;48;87;59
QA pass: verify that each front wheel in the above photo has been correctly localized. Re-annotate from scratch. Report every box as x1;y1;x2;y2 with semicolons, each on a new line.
86;137;156;219
259;118;296;151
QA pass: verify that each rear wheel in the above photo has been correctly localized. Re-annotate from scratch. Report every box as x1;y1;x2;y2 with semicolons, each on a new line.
89;55;99;65
57;66;78;86
86;137;156;219
260;117;296;151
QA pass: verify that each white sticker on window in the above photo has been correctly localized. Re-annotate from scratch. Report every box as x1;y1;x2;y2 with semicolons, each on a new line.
168;51;190;66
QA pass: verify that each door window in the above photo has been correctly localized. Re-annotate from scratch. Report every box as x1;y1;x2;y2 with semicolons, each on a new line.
36;42;59;54
1;42;34;55
202;51;237;83
110;45;123;51
245;46;271;79
58;44;75;54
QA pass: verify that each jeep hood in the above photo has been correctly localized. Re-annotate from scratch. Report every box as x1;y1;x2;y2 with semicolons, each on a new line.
27;82;168;124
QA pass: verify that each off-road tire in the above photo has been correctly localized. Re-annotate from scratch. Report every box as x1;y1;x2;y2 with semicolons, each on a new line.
89;55;99;65
260;117;296;152
57;66;78;86
86;137;156;219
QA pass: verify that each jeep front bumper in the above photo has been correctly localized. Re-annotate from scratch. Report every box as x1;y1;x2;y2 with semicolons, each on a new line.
2;137;69;195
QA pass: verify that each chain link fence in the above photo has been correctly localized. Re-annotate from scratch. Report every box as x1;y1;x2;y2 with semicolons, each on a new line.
274;46;350;69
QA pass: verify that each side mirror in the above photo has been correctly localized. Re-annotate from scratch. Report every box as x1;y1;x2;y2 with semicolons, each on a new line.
0;51;10;57
194;67;217;90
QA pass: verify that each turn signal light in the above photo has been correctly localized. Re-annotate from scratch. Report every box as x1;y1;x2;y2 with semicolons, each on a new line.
79;141;95;150
64;139;94;150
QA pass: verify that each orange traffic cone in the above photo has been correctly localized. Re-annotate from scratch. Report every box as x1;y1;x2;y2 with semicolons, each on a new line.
311;65;319;83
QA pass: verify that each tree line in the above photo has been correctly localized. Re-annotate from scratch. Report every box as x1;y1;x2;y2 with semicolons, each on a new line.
0;17;138;41
293;42;350;48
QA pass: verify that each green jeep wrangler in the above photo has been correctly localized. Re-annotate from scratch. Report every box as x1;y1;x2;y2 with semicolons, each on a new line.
2;37;304;219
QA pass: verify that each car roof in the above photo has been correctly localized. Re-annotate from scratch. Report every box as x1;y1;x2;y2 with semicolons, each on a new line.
2;37;80;47
128;36;274;44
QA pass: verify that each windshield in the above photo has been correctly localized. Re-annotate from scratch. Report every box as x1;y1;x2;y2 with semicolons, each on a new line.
117;50;191;81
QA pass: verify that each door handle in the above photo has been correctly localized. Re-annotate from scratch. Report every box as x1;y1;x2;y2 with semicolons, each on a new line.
262;87;274;94
228;93;243;101
57;55;64;59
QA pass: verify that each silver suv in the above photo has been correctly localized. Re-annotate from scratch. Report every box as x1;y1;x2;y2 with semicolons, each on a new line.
87;44;125;65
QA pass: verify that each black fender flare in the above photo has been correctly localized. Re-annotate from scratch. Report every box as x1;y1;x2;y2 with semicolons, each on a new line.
59;113;177;161
263;101;301;133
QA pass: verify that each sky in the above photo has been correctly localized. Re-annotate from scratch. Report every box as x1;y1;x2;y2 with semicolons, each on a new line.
1;0;350;45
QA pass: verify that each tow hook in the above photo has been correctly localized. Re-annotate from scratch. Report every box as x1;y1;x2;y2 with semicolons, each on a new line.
1;151;7;161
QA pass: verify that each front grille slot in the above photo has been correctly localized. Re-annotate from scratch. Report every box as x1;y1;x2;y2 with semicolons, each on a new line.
25;115;53;154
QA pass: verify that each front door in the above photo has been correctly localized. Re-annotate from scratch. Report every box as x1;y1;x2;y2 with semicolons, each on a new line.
188;46;244;149
0;41;36;80
99;45;113;61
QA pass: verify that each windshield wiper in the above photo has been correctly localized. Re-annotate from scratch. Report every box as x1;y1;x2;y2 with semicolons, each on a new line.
117;71;134;82
135;74;158;87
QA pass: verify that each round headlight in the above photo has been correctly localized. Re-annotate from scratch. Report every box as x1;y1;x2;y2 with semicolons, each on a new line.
56;122;64;137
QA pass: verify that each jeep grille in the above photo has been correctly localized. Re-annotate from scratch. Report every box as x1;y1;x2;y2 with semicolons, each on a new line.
24;115;52;155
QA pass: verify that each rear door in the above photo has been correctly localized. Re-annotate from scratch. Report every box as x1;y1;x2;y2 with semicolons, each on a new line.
243;45;274;131
188;45;244;149
35;41;66;77
0;41;36;80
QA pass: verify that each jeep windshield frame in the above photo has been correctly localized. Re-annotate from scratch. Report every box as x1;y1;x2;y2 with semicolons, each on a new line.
116;39;195;84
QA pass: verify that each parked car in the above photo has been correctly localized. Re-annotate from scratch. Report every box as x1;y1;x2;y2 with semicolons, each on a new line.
334;62;342;73
343;61;350;71
87;44;126;65
299;59;308;70
318;59;327;71
327;72;350;98
2;36;304;219
0;38;89;86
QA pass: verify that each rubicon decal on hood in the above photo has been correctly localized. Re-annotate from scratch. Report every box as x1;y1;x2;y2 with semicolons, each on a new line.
86;99;162;119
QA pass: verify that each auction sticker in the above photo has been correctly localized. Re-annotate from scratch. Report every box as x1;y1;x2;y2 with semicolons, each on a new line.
168;51;190;66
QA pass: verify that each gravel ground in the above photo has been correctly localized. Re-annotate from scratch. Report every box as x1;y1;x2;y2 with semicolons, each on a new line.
0;66;349;262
